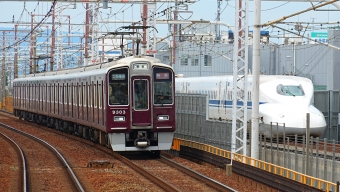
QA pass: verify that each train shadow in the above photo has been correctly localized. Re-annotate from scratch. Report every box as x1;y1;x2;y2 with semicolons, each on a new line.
118;150;161;160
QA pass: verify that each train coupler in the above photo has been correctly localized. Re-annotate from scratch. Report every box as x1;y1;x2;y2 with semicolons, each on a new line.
134;131;150;148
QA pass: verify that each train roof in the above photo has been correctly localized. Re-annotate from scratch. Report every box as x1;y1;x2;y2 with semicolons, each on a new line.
13;55;172;82
175;75;312;84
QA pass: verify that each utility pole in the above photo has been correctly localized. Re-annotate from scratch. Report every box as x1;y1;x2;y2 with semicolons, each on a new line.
141;0;148;55
172;3;178;64
251;0;261;159
33;34;37;73
215;0;221;41
30;15;34;74
232;0;249;157
89;2;99;64
84;3;90;66
50;2;56;71
1;31;6;109
14;25;18;78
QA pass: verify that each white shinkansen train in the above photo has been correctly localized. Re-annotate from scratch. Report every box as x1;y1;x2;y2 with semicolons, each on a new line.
175;75;326;137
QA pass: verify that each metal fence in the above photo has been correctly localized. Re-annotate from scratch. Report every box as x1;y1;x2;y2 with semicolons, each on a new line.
314;91;340;141
258;134;340;185
175;93;340;184
175;94;234;151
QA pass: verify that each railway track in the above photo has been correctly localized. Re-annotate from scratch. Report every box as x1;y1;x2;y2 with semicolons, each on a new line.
0;132;27;192
180;146;324;192
132;155;237;192
0;123;84;192
0;111;241;191
0;113;162;191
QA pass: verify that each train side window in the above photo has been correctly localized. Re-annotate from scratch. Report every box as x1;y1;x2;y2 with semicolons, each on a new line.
90;82;93;108
89;82;91;108
93;83;97;108
74;83;77;106
78;83;82;106
68;83;71;106
43;84;45;111
86;83;89;108
51;84;54;103
99;83;102;109
28;84;30;106
83;84;86;107
63;84;65;106
58;83;60;113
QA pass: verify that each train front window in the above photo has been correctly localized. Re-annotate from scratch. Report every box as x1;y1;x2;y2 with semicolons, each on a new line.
134;80;148;110
276;84;305;96
153;67;173;105
108;68;129;105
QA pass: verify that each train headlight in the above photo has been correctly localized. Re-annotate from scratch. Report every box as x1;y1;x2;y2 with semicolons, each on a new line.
278;114;284;118
114;116;125;122
133;63;149;70
158;115;169;121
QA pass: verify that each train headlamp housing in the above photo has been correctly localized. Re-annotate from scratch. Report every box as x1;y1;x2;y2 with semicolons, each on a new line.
133;63;149;70
114;116;125;122
158;115;169;121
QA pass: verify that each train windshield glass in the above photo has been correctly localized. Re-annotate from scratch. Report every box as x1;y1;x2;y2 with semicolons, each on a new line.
276;84;305;96
153;67;173;105
134;80;148;110
108;68;129;105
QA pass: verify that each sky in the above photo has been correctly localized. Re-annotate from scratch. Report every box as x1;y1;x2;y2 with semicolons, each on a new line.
0;0;339;44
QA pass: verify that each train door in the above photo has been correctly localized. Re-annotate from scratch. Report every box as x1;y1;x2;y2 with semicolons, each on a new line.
131;77;151;126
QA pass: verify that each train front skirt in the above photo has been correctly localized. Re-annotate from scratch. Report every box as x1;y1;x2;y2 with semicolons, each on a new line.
108;132;174;151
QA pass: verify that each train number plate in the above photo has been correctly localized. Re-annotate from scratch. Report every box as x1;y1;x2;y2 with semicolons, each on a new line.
112;110;126;115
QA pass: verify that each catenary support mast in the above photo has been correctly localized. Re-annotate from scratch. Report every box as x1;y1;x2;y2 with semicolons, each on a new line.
232;0;249;156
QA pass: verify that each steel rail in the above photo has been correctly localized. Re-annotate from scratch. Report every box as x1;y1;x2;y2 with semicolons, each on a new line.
0;122;85;192
112;152;181;192
160;155;238;192
0;132;28;192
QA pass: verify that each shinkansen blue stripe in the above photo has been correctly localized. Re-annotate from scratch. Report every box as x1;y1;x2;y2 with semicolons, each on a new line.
209;100;266;108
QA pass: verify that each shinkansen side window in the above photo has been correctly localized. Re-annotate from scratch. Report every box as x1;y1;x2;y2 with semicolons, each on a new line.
108;68;129;106
276;84;305;96
153;67;173;105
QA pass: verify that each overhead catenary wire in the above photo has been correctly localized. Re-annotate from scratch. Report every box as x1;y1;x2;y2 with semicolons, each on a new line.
2;0;57;51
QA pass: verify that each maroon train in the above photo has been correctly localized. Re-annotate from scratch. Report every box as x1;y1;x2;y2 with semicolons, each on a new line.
13;56;176;152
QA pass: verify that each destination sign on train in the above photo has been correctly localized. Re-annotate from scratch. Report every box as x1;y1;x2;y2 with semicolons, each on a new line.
156;73;169;79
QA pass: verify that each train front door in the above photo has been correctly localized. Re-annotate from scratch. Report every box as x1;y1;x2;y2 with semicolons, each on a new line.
131;77;152;126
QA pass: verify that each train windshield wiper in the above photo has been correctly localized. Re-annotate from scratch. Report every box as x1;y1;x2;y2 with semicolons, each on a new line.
286;88;295;96
156;95;164;105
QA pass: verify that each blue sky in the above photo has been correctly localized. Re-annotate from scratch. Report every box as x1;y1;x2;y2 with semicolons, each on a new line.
0;0;339;44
